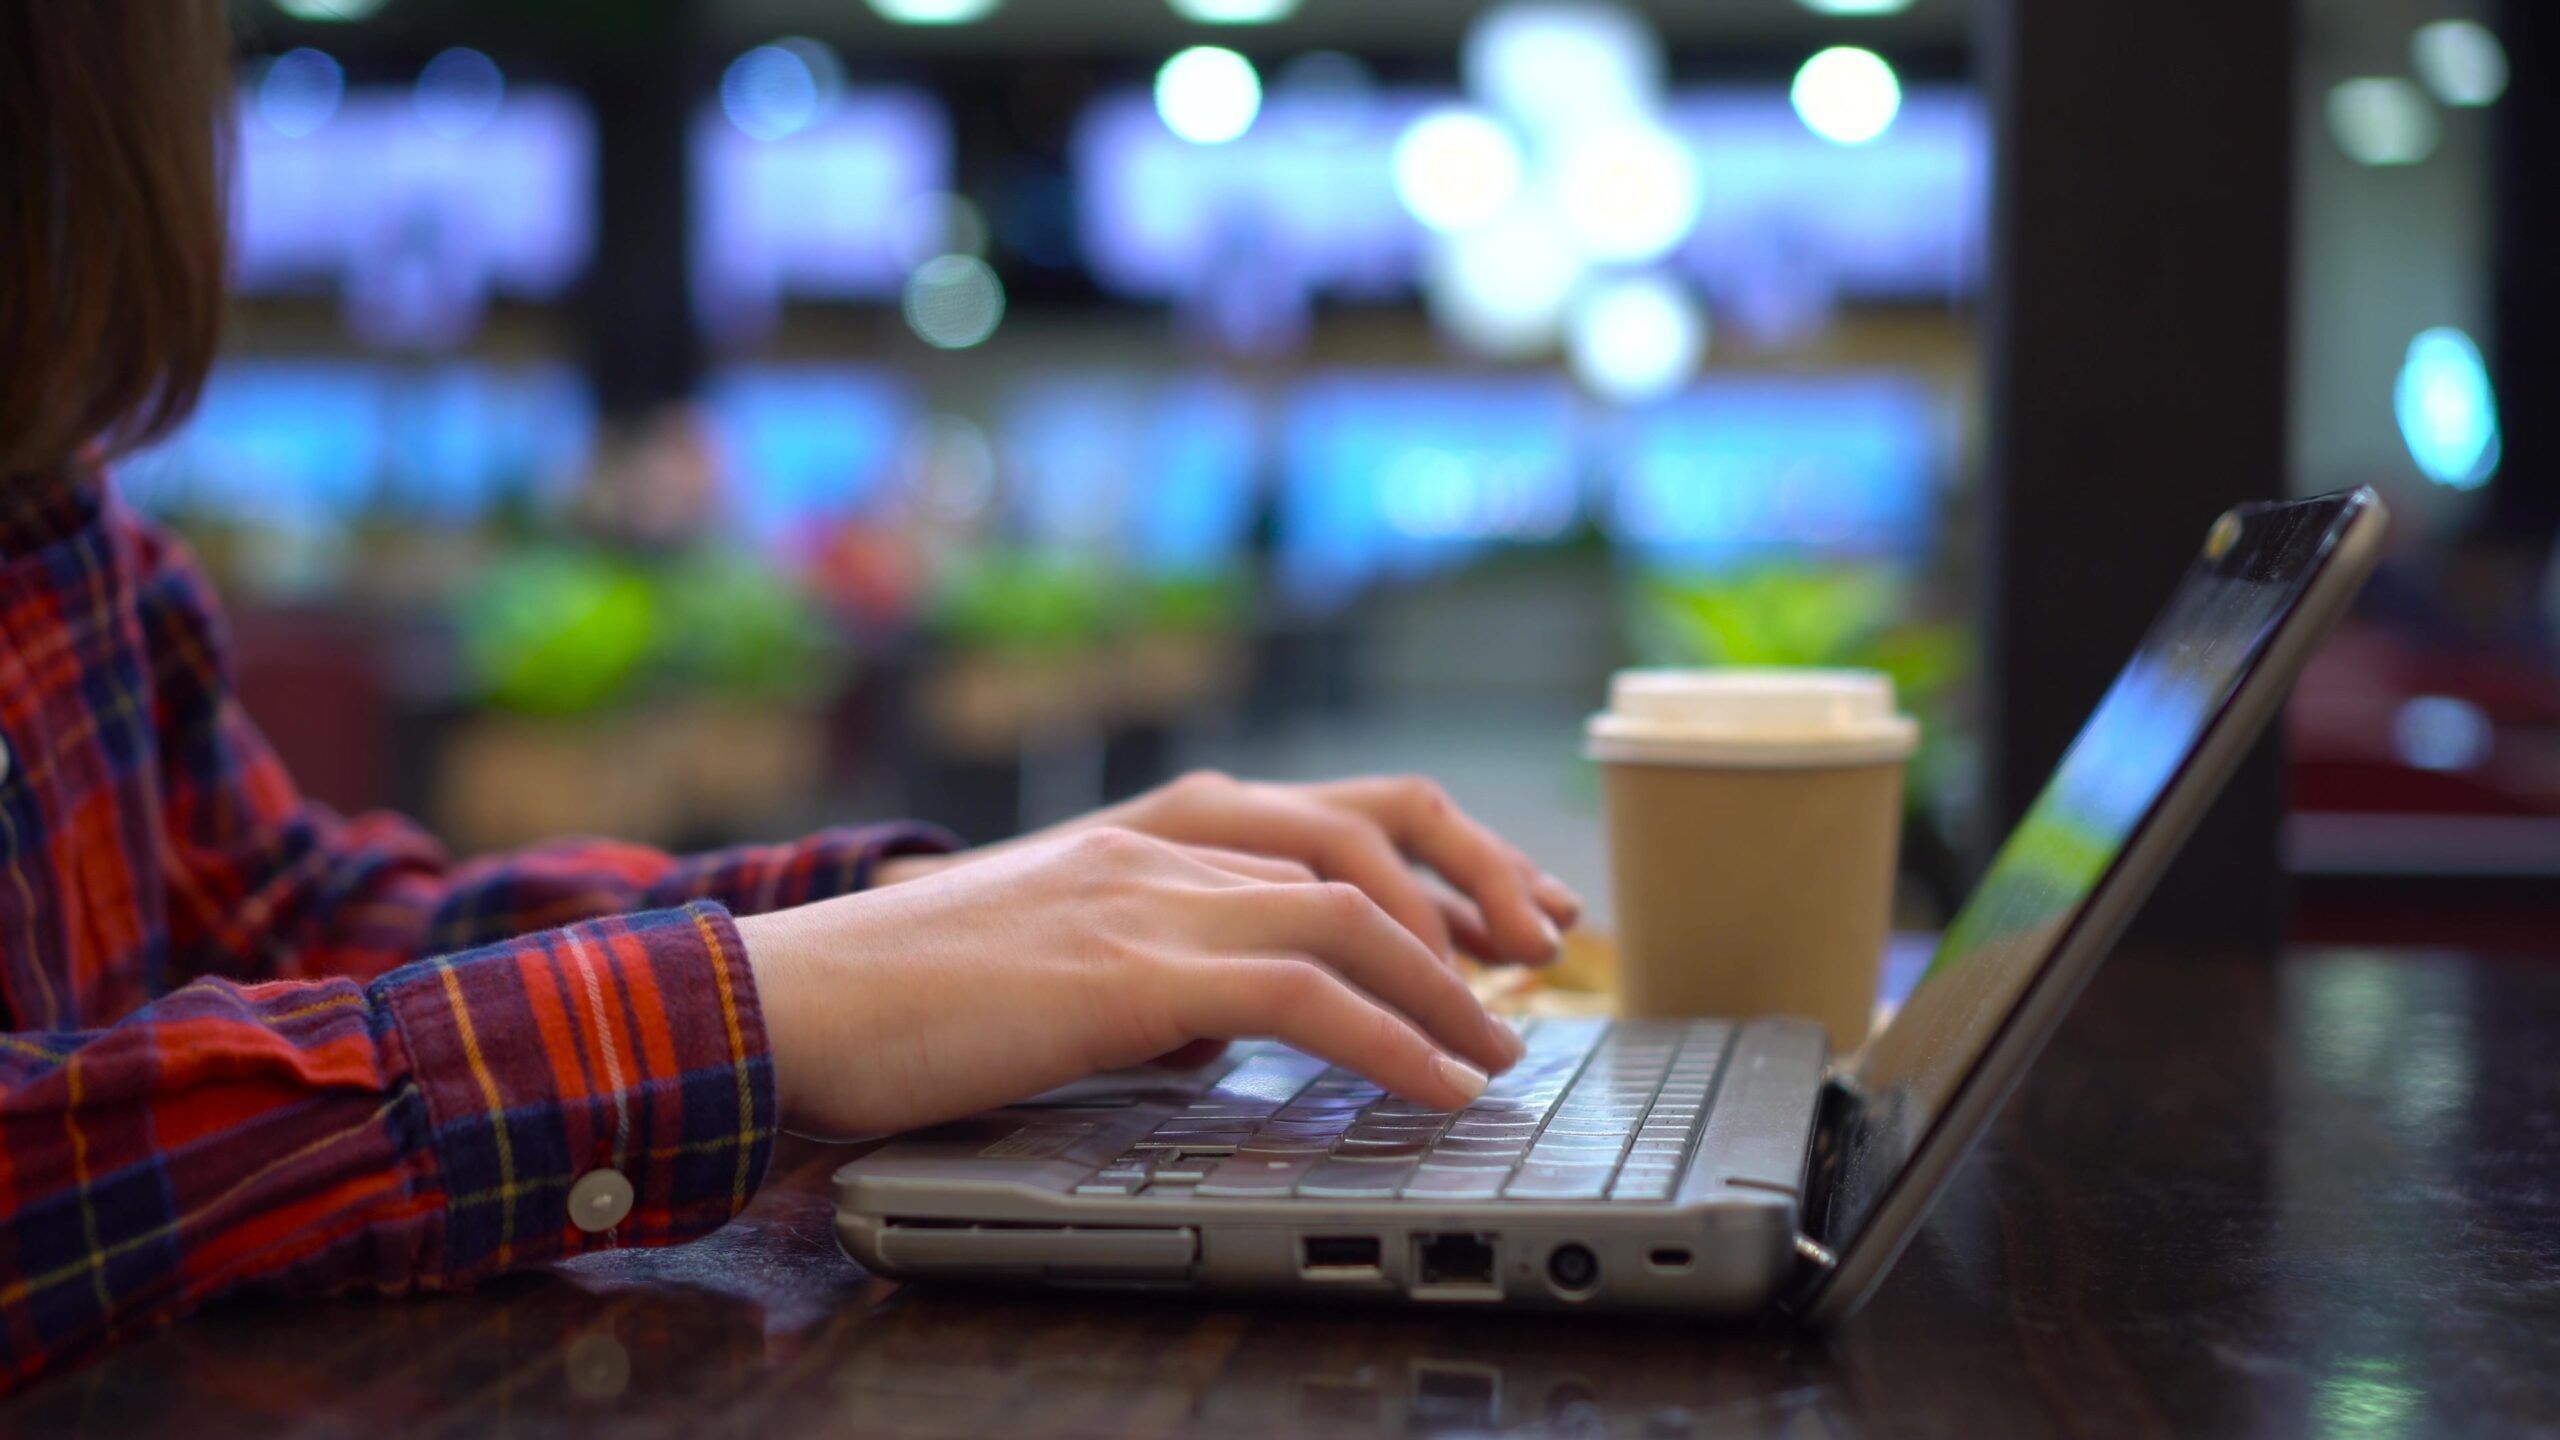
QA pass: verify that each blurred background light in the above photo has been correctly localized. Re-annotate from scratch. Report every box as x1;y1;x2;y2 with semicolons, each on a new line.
1794;0;1914;13
414;48;505;141
722;44;824;141
1423;202;1584;357
1554;123;1704;263
1568;273;1707;404
2326;77;2440;166
257;48;346;138
1392;109;1526;234
777;36;847;114
903;254;1007;348
1155;46;1263;145
1464;2;1665;139
2410;20;2509;108
891;191;990;266
1167;0;1303;23
1791;46;1902;145
273;0;390;19
865;0;1003;23
2391;696;2492;772
2394;326;2501;490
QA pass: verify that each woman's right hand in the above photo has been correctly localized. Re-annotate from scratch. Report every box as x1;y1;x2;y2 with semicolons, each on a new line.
733;828;1527;1140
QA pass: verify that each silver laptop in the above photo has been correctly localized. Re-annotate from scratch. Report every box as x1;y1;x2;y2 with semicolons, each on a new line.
835;489;2387;1326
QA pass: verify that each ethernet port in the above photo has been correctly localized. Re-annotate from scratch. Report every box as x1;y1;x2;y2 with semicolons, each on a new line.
1412;1233;1500;1297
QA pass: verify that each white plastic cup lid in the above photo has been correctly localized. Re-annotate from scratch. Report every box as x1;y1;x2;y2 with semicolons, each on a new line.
1585;668;1919;769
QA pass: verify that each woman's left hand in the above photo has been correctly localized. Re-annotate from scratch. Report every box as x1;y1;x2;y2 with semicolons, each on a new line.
878;771;1581;968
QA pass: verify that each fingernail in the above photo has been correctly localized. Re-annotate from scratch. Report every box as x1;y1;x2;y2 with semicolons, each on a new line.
1493;1021;1528;1068
1435;1055;1490;1103
1536;913;1564;961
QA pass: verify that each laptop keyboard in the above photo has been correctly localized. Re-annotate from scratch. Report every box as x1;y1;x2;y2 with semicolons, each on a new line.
1073;1019;1730;1204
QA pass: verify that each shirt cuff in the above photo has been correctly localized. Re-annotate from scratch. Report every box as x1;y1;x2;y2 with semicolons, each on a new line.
374;901;777;1276
648;821;966;916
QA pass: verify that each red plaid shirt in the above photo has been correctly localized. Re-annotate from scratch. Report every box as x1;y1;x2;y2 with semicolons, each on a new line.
0;467;954;1385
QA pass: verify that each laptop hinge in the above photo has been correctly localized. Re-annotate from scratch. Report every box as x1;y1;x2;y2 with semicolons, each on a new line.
1786;1073;1866;1301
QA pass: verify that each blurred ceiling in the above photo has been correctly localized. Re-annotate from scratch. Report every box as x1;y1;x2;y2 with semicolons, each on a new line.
713;0;1971;55
237;0;1971;63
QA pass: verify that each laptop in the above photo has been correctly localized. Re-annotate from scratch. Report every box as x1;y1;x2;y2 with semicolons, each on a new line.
834;488;2387;1326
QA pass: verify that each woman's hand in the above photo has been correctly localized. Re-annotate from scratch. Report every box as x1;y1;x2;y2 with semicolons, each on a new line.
737;826;1528;1139
877;771;1581;968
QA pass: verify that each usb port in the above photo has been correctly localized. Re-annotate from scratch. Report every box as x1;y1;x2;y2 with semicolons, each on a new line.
1300;1235;1383;1278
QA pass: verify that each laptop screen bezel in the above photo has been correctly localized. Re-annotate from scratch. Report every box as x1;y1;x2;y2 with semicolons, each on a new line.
1788;488;2386;1326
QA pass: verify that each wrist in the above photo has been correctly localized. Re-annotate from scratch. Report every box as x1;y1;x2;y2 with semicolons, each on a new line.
734;910;812;1126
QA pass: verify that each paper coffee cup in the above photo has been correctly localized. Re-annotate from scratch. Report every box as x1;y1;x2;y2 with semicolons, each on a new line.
1586;669;1917;1050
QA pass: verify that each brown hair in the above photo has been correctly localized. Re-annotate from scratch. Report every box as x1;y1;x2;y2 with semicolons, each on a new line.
0;1;233;478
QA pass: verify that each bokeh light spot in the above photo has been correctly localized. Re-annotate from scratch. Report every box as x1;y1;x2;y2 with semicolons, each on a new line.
2327;78;2440;166
1555;124;1703;263
273;0;389;19
722;45;823;142
1393;110;1526;235
258;48;346;138
865;0;1003;23
2411;20;2508;108
414;48;504;140
1168;0;1302;22
2394;327;2500;489
2392;696;2492;772
1569;274;1707;405
1464;2;1663;140
1155;46;1263;145
1791;46;1902;146
903;255;1007;349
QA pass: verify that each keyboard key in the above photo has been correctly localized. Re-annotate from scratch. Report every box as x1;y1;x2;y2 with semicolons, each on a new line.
1237;1136;1331;1155
1207;1052;1329;1105
1198;1155;1318;1197
1276;1099;1370;1118
1333;1138;1431;1157
1150;1160;1215;1183
1075;1172;1149;1196
1344;1120;1445;1139
1134;1132;1249;1151
1297;1158;1420;1198
1503;1164;1614;1200
1259;1119;1357;1139
1430;1137;1529;1157
1413;1153;1516;1171
1401;1169;1507;1200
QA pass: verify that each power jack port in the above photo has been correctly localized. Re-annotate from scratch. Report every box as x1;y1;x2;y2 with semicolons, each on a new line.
1547;1244;1601;1296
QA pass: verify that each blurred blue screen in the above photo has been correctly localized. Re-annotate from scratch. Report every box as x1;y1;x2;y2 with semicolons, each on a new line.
691;90;955;340
701;366;918;550
119;361;595;523
999;376;1261;576
234;87;595;347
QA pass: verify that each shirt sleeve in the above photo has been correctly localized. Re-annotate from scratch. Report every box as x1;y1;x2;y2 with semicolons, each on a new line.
0;902;774;1387
129;501;960;987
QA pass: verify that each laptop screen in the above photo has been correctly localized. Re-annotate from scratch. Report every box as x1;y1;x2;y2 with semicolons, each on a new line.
1817;490;2378;1269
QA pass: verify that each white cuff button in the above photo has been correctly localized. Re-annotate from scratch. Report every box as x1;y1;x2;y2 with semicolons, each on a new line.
568;1168;635;1233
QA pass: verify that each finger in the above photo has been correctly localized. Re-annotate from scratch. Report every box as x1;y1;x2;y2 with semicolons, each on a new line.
1175;958;1491;1112
1203;881;1521;1074
1149;1038;1233;1069
1150;788;1458;960
1317;778;1560;965
1518;854;1585;927
1435;888;1501;965
1161;844;1320;888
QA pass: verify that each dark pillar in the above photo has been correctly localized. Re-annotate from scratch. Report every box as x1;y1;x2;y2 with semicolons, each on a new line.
1980;0;2296;948
581;0;703;419
2486;2;2558;557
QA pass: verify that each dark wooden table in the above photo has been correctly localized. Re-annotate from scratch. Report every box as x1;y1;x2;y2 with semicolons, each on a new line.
7;944;2558;1438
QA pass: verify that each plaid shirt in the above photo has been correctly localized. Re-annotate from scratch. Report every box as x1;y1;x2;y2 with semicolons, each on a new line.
0;468;955;1386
